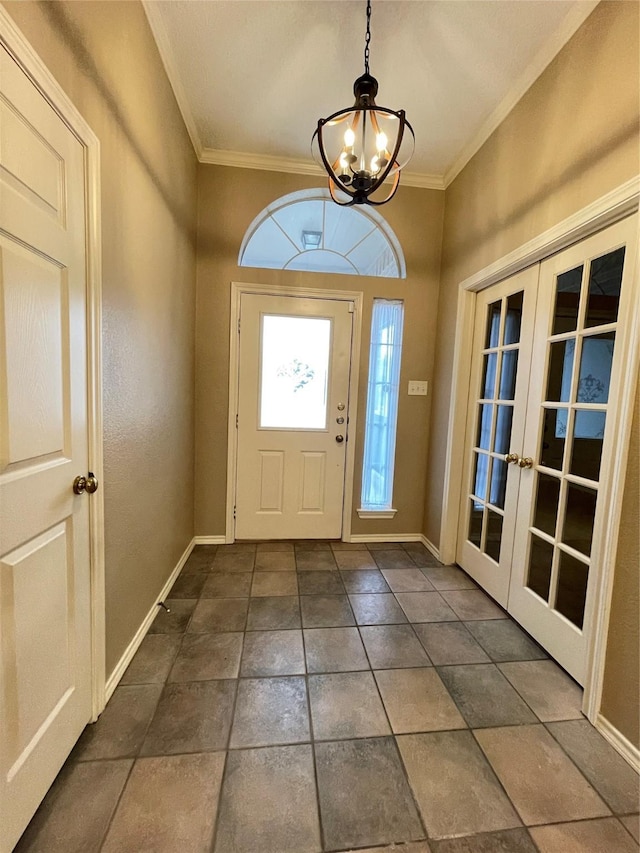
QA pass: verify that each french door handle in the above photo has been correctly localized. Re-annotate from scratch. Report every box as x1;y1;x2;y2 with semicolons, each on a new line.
518;456;534;469
504;453;520;465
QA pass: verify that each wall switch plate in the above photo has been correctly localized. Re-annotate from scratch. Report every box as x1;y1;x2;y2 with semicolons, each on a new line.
408;380;428;396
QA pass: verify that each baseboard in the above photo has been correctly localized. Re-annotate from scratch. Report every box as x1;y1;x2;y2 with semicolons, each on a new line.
349;533;424;544
193;535;227;545
104;537;196;703
420;535;442;562
596;713;640;772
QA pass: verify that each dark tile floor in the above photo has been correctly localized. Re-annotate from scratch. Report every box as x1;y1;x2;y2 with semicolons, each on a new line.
16;542;640;853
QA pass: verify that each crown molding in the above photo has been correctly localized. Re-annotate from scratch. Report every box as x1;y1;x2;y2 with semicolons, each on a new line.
199;148;445;190
142;0;203;159
443;0;600;188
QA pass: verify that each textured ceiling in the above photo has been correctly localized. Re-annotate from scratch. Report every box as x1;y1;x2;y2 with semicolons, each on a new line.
144;0;597;186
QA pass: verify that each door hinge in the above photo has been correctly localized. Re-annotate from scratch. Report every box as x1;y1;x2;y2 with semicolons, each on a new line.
233;505;237;519
348;301;355;313
238;318;241;334
236;413;238;429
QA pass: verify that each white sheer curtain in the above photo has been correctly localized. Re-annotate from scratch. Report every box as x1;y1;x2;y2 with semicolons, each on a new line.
361;300;404;509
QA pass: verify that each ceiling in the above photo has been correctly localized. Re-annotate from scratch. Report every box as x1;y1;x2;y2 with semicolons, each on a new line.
143;0;598;189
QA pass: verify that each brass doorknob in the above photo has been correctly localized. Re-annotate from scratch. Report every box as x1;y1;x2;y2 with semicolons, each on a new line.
518;457;534;469
504;453;520;464
335;435;344;443
73;472;99;494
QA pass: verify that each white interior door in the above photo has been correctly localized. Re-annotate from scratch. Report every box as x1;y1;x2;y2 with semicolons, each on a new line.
0;46;93;852
507;215;638;684
235;293;353;539
456;267;538;606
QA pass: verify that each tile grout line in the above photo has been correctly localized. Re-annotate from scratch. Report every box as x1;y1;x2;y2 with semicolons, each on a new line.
296;570;327;853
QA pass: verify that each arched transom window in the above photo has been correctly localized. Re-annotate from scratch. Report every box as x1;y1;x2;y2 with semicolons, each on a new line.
238;189;406;279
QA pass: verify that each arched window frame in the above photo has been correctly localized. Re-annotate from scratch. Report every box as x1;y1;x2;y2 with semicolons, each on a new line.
238;188;406;279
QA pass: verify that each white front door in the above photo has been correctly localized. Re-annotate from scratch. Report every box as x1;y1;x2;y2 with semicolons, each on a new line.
235;293;353;539
0;46;93;851
457;215;638;684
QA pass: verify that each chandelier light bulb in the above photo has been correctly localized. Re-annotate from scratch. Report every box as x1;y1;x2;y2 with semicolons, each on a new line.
344;128;356;148
376;132;388;152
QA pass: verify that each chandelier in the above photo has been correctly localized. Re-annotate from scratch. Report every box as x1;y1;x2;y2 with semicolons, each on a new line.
312;0;415;206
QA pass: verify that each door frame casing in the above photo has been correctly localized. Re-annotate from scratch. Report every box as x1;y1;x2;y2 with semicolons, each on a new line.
227;282;363;543
439;176;639;725
0;10;106;719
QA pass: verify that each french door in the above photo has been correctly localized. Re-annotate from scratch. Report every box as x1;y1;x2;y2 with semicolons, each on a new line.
457;215;638;683
234;293;354;539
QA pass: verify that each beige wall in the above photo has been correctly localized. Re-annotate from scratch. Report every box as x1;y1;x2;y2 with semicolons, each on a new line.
195;166;444;537
426;0;639;745
3;1;198;676
601;388;640;748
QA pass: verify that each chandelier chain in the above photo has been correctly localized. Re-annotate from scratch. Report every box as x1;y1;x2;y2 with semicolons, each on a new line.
364;0;371;74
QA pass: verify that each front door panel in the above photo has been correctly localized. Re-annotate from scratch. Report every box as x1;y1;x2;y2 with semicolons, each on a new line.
235;293;353;539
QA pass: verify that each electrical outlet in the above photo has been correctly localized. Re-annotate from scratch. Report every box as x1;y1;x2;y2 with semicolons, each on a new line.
408;380;428;396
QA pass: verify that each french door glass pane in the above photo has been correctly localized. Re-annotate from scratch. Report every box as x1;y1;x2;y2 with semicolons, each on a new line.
546;340;574;402
476;404;493;450
533;474;560;537
473;452;490;500
504;292;523;345
498;350;518;400
260;315;331;429
585;247;624;328
485;301;501;348
526;535;554;602
562;482;597;556
494;406;514;455
555;551;589;629
485;511;503;562
552;265;583;334
570;411;606;481
489;457;507;509
469;501;483;548
482;353;498;398
577;333;615;404
540;408;566;470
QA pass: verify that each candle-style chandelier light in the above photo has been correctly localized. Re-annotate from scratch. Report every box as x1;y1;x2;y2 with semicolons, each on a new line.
312;0;415;206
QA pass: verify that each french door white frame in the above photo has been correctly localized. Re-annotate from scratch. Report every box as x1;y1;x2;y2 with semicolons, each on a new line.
0;10;106;719
226;282;363;543
439;177;639;727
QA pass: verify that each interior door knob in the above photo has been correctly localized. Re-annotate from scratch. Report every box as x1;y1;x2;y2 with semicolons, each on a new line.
335;435;344;443
518;457;534;469
504;453;520;464
73;472;99;494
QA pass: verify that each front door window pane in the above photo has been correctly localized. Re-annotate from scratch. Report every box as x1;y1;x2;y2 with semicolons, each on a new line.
585;247;624;329
577;334;615;404
260;315;331;429
552;266;583;334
